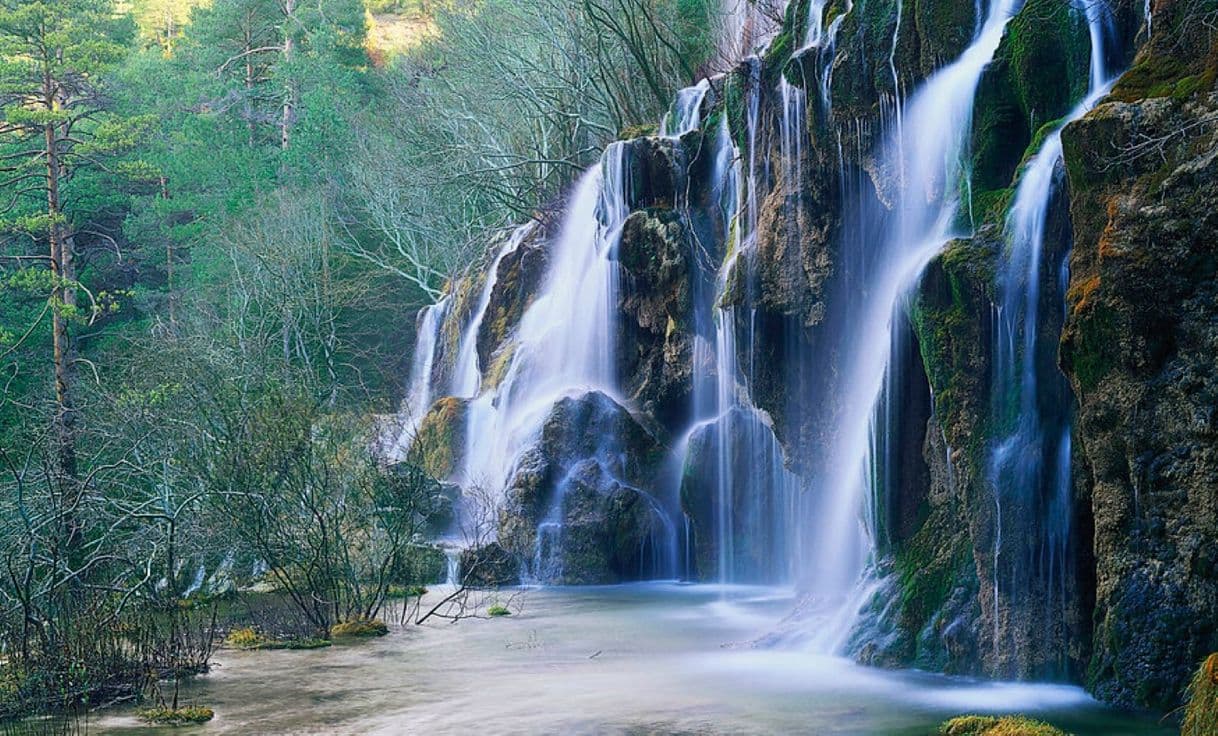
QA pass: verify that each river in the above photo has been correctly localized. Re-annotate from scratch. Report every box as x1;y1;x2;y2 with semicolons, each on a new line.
91;584;1170;734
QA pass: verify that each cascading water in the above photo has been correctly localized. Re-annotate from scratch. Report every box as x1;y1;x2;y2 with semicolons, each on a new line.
392;295;451;457
669;55;809;585
450;223;537;399
987;1;1115;672
462;144;628;497
802;0;1021;651
780;78;806;193
661;79;711;138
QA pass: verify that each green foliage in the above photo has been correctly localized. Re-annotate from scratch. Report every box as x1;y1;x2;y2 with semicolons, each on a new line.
0;0;720;721
487;603;511;617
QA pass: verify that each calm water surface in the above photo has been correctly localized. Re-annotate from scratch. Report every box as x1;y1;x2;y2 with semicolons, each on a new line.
91;584;1171;735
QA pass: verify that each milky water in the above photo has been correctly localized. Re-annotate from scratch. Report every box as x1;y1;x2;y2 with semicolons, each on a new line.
661;79;711;138
88;585;1171;735
797;0;1022;643
985;0;1118;667
391;295;450;457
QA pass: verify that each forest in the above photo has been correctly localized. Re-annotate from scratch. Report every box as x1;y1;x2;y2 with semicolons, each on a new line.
0;0;724;722
0;0;1216;733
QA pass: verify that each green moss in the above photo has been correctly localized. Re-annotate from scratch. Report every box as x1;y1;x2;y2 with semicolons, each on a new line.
136;706;215;725
722;69;748;153
1110;48;1217;103
410;396;467;478
940;715;1067;736
1182;653;1218;736
1017;115;1067;169
893;515;972;639
763;29;794;89
1064;302;1117;394
915;0;978;71
970;0;1090;191
910;239;993;428
224;627;264;649
970;188;1014;228
329;618;389;638
619;123;658;140
487;603;511;617
224;627;331;650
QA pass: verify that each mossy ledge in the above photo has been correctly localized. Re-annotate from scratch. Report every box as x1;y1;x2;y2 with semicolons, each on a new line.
939;714;1068;736
224;627;332;651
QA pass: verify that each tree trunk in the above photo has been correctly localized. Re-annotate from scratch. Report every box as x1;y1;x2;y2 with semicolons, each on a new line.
281;0;295;150
244;21;256;147
46;117;80;549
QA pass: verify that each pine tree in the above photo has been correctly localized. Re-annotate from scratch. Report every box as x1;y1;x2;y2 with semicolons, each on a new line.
0;0;139;551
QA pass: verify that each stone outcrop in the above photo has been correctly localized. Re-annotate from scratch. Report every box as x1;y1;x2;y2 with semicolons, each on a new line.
1058;6;1218;706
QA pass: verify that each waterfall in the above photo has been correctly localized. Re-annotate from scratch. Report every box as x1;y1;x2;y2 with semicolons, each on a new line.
462;143;628;502
804;0;1021;650
804;0;829;48
987;1;1115;671
661;79;711;138
780;78;806;192
451;223;537;399
393;295;451;457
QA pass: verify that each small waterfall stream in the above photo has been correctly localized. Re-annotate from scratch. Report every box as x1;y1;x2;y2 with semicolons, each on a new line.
393;295;451;456
451;223;537;399
798;0;1021;650
987;1;1116;671
661;79;711;138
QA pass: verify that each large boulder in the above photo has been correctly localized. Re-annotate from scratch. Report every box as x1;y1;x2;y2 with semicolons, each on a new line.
498;391;671;584
617;209;696;431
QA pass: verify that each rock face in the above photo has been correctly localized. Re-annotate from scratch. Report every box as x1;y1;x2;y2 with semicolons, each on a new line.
1057;8;1218;708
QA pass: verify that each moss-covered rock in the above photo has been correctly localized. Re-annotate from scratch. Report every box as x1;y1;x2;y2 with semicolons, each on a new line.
971;0;1091;192
329;618;389;638
617;208;696;431
458;542;520;587
498;391;669;583
409;397;468;479
940;715;1068;736
478;227;549;382
136;706;215;725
